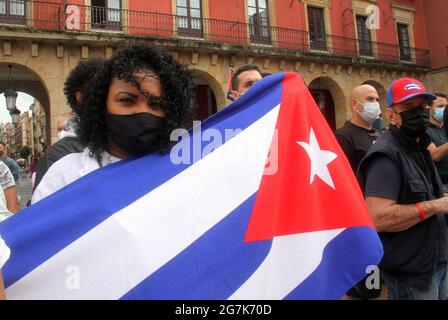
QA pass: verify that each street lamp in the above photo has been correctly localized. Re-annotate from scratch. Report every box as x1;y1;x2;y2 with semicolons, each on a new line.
4;65;18;112
10;107;21;126
317;93;326;111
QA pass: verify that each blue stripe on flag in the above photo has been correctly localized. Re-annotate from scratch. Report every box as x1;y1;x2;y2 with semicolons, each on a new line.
120;193;271;300
285;226;383;300
0;73;285;287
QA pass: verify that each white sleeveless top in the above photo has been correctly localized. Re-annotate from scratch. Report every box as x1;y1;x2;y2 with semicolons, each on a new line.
0;236;10;269
32;148;120;204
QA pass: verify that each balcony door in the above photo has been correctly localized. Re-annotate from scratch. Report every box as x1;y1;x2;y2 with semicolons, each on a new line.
91;0;121;31
397;23;411;61
176;0;203;37
0;0;26;24
307;6;327;51
248;0;271;44
356;15;373;56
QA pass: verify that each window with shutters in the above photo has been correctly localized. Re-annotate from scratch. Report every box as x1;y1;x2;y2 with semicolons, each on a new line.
307;6;327;51
176;0;203;37
91;0;121;31
0;0;26;24
356;15;373;56
248;0;271;44
397;23;411;61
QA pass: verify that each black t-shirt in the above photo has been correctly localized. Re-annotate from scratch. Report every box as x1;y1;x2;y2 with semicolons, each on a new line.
364;154;448;263
427;124;448;187
335;121;379;173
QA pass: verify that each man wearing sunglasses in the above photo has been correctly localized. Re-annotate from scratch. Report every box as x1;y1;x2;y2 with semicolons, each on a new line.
357;78;448;300
427;93;448;192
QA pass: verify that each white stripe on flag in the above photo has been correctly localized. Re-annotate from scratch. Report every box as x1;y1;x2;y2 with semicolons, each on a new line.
7;105;280;300
229;229;344;300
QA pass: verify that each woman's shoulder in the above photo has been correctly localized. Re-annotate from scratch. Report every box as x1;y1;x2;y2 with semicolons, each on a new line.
31;148;97;204
0;236;10;270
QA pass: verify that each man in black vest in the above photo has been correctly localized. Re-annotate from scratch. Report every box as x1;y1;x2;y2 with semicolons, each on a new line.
358;78;448;300
427;93;448;192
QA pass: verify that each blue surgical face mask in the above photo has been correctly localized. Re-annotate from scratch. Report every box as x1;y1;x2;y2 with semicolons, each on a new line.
433;107;445;122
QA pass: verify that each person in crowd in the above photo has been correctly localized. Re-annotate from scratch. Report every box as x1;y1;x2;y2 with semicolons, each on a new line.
336;84;381;173
426;93;448;192
357;78;448;300
335;84;382;299
0;142;20;183
0;185;10;299
33;58;104;191
32;44;195;204
0;231;10;300
0;161;19;213
230;64;262;101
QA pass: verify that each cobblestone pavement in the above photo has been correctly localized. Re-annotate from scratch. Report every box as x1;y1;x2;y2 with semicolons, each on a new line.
16;173;33;211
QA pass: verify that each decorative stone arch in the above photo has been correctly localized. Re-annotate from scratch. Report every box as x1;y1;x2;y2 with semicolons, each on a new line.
308;76;347;130
0;62;51;142
190;68;227;119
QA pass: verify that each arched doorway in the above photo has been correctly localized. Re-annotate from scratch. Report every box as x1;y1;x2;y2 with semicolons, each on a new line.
308;77;346;131
0;63;51;157
193;76;217;121
192;69;224;121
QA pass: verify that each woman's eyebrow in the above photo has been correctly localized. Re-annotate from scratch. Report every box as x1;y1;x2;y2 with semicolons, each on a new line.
116;91;139;98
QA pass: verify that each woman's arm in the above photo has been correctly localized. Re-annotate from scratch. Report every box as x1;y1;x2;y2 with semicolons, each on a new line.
0;272;5;300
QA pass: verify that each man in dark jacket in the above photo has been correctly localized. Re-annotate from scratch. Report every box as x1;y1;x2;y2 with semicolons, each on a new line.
357;78;448;300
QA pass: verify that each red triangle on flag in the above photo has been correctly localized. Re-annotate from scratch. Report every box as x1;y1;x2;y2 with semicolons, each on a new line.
245;73;375;243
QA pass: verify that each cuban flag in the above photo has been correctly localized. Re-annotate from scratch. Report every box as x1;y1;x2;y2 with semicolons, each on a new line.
0;73;383;300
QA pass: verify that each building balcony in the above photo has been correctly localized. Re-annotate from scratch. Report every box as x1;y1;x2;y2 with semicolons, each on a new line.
0;0;430;68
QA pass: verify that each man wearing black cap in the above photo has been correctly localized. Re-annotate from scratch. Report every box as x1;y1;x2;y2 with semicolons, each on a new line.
357;78;448;300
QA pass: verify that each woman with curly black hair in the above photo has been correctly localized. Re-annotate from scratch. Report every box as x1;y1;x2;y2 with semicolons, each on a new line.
32;44;195;203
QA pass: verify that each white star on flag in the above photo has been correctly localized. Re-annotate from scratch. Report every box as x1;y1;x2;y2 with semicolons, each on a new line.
297;128;338;189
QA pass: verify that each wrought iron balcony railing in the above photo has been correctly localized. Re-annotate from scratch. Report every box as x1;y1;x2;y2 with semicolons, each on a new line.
0;0;430;67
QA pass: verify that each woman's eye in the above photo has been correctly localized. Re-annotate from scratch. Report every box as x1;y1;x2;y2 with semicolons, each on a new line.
120;98;134;104
149;103;162;110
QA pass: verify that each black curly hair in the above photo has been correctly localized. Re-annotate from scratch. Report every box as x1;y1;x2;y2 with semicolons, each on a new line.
63;57;105;113
76;43;196;161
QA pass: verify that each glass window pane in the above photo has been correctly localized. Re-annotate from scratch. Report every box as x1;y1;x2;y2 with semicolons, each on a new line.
0;1;6;15
177;7;187;16
108;0;120;10
10;0;25;16
258;0;267;9
248;7;256;17
177;16;188;28
190;0;200;9
190;8;200;18
248;0;256;7
108;9;120;22
177;0;187;7
191;18;201;29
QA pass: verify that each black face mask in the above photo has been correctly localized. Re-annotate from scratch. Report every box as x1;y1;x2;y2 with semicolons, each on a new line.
399;106;430;138
105;112;167;156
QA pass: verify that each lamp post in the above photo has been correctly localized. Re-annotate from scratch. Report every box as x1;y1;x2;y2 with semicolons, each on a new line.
10;107;21;126
4;65;18;113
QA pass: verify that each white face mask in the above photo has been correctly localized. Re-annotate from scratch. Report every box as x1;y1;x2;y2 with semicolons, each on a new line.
354;100;381;124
